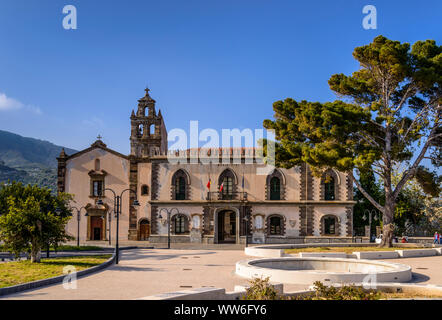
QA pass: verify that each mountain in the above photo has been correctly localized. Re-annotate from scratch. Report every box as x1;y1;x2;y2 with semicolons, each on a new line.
0;130;77;191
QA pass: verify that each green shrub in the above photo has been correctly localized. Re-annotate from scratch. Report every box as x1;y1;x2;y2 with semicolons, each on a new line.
291;281;382;300
242;277;282;300
243;278;382;300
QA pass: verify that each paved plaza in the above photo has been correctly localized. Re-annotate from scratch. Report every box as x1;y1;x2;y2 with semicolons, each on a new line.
2;248;442;300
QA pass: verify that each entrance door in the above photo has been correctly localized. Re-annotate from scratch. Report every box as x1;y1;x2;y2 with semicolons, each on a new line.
93;227;101;240
217;210;236;243
139;220;150;240
90;216;103;240
217;212;225;242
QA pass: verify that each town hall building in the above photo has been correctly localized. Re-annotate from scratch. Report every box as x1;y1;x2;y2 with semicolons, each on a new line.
57;89;355;244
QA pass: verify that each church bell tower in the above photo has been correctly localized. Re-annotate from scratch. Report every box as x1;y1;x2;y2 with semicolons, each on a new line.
130;88;167;157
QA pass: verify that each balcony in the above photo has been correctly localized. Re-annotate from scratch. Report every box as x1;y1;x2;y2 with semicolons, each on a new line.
206;191;248;201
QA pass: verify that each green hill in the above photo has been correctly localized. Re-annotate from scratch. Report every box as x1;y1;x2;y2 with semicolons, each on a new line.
0;130;77;191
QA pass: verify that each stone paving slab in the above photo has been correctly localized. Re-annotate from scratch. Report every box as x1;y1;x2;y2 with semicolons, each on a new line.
1;249;442;300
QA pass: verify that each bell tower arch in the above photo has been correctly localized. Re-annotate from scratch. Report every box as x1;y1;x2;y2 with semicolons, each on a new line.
130;88;168;157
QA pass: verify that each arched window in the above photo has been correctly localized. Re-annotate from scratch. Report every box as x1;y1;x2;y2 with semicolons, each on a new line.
269;216;282;235
267;215;284;235
270;177;281;200
324;216;337;235
171;169;190;200
324;177;335;200
141;185;148;196
150;124;155;135
175;177;186;200
266;169;285;200
172;214;188;234
219;169;237;200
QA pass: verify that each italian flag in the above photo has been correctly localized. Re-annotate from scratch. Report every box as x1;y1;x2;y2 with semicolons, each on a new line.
206;179;211;189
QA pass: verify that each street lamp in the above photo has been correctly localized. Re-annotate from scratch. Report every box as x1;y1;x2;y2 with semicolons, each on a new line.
158;208;179;249
97;188;140;264
243;215;249;248
70;206;86;247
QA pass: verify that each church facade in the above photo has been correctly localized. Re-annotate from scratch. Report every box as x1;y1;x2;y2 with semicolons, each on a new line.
57;89;355;244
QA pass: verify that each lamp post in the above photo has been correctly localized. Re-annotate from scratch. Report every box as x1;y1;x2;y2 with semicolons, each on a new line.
97;188;140;264
243;215;249;248
70;206;86;247
363;209;378;242
158;208;179;249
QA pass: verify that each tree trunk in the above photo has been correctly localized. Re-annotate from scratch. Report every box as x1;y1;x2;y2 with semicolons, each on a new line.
380;195;395;248
30;242;41;263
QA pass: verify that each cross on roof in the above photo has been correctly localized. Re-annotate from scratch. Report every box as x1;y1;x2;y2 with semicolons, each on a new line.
97;134;103;140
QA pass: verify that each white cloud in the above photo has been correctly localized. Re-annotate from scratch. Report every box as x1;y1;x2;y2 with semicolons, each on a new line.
0;92;42;115
0;92;23;111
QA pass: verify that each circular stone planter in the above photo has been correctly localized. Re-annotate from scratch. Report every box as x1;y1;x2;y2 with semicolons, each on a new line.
236;257;412;285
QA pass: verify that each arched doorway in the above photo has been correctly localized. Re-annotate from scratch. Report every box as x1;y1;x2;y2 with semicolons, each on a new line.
138;219;150;240
217;210;236;243
90;216;103;240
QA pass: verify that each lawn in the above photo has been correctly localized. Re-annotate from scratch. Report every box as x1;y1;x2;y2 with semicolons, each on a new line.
0;245;105;252
50;245;105;252
0;254;112;288
285;246;418;255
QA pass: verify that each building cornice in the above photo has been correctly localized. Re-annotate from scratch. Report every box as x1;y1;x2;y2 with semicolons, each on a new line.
148;200;356;206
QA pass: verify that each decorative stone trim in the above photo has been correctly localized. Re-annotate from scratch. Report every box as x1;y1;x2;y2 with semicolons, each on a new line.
319;169;340;201
128;157;138;236
56;149;67;194
171;213;190;234
345;206;353;236
266;214;286;236
151;162;160;200
218;169;238;200
299;205;314;236
319;214;341;236
85;203;109;240
300;163;313;200
150;205;158;234
265;169;286;200
170;169;191;200
346;174;353;200
202;206;214;235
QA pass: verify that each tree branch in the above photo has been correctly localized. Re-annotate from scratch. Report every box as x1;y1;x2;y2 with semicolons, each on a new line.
393;111;440;200
350;171;385;214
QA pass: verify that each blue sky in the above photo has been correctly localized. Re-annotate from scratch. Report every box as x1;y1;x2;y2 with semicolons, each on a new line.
0;0;441;154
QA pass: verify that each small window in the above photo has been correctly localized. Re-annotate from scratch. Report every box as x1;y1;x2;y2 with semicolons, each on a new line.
92;180;103;197
95;159;100;171
269;216;282;235
222;177;233;200
270;177;280;200
141;185;148;196
324;177;335;200
324;217;336;235
175;177;186;200
174;215;186;234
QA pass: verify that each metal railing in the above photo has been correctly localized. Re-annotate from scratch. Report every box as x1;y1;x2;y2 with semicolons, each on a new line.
206;191;248;201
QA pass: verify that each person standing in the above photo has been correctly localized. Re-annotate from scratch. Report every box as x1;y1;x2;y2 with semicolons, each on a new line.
434;232;439;244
